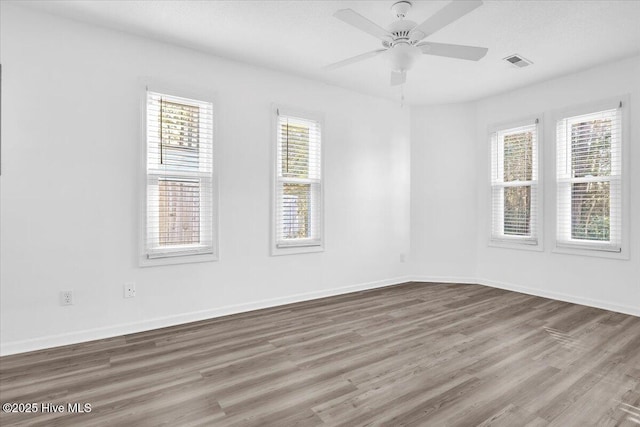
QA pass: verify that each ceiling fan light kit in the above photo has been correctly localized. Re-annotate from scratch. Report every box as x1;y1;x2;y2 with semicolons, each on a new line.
327;0;489;87
387;43;420;73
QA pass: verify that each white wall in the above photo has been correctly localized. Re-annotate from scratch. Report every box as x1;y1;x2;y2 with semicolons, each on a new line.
474;56;640;316
410;56;639;315
409;104;478;280
0;5;411;355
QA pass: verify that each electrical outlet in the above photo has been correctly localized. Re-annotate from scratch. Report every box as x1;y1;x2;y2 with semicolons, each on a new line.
61;290;73;306
124;282;136;298
400;253;406;263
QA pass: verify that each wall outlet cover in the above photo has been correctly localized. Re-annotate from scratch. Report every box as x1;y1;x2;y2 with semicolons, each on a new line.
124;282;136;298
61;290;73;306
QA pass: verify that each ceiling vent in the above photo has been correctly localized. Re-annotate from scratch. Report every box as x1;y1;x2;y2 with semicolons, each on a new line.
504;54;533;68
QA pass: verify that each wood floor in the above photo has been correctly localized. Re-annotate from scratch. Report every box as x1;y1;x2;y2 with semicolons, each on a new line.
1;282;639;427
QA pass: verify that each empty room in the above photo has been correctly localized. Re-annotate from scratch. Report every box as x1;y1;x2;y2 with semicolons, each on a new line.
1;0;639;425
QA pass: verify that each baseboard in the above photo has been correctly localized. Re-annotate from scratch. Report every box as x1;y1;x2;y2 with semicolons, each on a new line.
0;275;413;356
475;278;640;318
409;275;478;285
3;274;637;356
408;275;639;317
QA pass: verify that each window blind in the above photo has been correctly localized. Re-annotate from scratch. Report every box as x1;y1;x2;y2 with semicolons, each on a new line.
146;91;215;259
490;122;539;244
556;106;622;252
275;111;322;248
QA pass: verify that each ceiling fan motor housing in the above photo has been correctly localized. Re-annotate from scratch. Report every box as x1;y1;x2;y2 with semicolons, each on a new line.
386;19;417;44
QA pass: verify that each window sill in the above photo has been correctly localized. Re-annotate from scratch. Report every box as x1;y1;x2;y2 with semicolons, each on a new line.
140;252;218;267
489;239;542;252
271;244;324;256
552;245;628;260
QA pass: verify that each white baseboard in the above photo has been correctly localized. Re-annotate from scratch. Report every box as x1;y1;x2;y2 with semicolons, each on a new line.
409;275;478;285
409;275;639;318
2;274;637;356
474;277;640;318
0;275;413;356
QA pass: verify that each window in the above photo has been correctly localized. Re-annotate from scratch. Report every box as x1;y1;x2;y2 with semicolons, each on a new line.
490;119;540;247
273;107;323;254
556;101;624;253
142;90;216;265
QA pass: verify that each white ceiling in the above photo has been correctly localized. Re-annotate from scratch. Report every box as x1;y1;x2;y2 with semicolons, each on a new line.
12;0;640;105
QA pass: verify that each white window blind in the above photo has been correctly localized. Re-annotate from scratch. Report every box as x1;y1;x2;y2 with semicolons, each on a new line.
275;110;322;249
145;91;215;261
490;121;539;244
556;105;622;252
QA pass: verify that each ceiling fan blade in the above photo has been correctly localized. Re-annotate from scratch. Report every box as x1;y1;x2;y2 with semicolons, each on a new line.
411;0;483;41
390;70;406;86
418;42;488;61
334;9;391;41
324;49;387;71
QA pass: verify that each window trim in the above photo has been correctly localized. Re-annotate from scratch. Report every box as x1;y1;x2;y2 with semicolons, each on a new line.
139;83;219;267
271;104;324;256
551;95;629;260
488;115;543;251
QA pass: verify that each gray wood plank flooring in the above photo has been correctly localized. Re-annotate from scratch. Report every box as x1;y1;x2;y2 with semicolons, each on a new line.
1;282;639;426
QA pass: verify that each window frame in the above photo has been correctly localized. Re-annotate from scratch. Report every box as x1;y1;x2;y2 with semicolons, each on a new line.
139;84;219;267
552;96;629;259
271;105;324;256
488;116;543;251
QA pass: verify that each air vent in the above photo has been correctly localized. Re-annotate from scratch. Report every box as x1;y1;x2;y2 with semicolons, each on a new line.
503;54;533;68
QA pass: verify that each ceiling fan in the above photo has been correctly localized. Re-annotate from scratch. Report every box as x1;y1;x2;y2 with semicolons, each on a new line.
326;0;488;86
